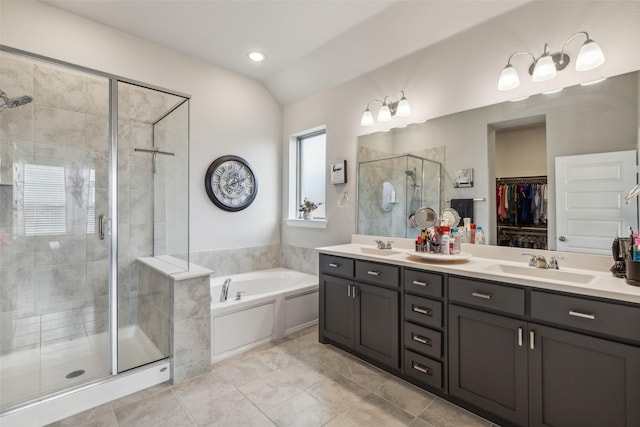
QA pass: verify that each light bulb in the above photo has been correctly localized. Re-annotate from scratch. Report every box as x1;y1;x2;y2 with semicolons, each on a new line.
378;104;392;122
360;109;374;126
498;64;520;91
576;40;605;71
396;97;411;117
532;55;557;82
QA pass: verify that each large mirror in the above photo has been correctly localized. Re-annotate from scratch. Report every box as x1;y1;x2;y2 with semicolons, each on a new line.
357;70;640;255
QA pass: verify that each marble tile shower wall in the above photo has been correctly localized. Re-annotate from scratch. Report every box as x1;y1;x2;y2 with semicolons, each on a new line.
0;53;116;355
189;244;319;277
0;52;174;356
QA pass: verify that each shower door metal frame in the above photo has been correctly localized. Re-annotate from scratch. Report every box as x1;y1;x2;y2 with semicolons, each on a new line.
0;45;191;385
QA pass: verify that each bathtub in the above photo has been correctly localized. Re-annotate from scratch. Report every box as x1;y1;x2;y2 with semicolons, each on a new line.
210;268;318;363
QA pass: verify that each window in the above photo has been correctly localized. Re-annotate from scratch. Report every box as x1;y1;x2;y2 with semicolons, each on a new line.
296;130;326;218
23;164;67;236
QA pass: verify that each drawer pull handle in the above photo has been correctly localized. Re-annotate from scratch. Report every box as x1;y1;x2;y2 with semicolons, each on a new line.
412;280;428;287
412;362;431;375
328;263;340;268
472;292;492;300
412;305;432;316
412;334;431;346
569;310;596;320
367;270;381;276
347;285;351;298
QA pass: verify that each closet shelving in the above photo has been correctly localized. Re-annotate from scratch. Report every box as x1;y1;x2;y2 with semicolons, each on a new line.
496;175;548;250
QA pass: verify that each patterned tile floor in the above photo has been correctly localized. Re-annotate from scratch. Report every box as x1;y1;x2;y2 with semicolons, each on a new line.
50;325;499;427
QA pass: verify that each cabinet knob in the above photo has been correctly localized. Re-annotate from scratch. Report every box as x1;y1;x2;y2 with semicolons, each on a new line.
559;235;567;242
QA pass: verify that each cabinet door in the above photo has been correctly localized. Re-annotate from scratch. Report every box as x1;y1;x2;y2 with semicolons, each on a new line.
529;324;640;427
354;282;399;369
319;274;354;348
449;305;528;426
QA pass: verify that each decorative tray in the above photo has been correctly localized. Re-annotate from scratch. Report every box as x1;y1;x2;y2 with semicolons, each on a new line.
406;251;472;262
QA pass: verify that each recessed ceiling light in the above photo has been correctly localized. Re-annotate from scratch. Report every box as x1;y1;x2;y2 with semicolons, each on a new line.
248;51;266;62
510;96;529;102
542;88;563;95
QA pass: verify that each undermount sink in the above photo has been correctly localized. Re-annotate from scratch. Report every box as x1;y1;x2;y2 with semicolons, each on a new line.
484;263;595;284
359;247;402;256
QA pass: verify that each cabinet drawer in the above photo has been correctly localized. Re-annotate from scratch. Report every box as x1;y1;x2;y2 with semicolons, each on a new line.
319;254;354;277
355;260;399;287
449;276;525;316
404;349;442;390
404;269;443;298
531;291;640;343
404;322;442;359
405;294;443;328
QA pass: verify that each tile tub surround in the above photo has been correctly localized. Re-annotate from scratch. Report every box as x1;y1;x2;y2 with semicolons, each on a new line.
137;257;212;384
189;243;319;277
50;325;497;427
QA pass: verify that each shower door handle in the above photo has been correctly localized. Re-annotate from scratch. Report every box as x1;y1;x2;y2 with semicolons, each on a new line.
99;214;106;240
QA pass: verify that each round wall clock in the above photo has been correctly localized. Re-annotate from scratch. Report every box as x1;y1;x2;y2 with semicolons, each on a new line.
204;155;258;212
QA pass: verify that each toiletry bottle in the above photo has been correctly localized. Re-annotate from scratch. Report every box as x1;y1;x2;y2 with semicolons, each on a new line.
433;226;442;253
469;224;477;244
475;226;484;245
452;228;461;254
634;238;640;261
416;236;422;252
441;227;451;255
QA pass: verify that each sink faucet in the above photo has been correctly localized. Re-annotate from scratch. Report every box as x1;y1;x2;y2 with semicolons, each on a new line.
220;278;231;302
375;240;394;249
523;254;550;269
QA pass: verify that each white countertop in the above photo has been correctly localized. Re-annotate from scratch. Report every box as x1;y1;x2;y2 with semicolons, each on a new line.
318;236;640;305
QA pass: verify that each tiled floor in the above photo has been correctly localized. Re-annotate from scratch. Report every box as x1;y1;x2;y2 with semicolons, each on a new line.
50;325;498;427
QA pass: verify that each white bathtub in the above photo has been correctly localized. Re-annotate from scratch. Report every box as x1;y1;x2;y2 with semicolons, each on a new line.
210;268;318;363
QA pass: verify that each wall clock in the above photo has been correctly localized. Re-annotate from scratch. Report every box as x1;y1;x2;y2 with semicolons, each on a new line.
204;155;258;212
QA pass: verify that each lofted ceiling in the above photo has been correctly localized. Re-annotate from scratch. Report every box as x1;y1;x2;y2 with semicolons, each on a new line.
43;0;530;105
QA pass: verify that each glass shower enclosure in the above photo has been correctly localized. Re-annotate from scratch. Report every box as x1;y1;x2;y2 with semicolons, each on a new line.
0;49;189;414
357;154;441;239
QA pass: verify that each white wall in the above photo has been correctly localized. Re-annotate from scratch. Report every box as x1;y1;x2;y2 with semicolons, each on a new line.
0;1;282;252
282;0;640;249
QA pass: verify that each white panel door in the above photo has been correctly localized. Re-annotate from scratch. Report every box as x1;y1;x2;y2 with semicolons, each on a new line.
555;150;637;254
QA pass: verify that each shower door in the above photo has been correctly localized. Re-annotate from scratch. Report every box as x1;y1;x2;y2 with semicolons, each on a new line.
0;51;112;411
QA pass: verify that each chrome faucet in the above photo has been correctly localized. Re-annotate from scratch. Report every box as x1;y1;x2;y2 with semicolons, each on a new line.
523;254;550;269
220;278;231;302
374;240;394;249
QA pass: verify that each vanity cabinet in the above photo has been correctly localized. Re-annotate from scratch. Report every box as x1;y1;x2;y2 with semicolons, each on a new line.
449;276;640;427
319;255;400;370
403;268;446;391
449;278;529;426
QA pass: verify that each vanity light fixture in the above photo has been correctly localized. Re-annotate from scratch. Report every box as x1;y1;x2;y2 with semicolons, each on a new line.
498;31;605;91
360;90;411;126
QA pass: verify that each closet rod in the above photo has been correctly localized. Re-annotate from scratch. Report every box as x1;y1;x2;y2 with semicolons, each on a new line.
445;198;485;202
496;175;547;184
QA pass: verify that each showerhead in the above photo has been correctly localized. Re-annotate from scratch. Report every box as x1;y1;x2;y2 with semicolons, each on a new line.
0;89;33;112
405;168;417;185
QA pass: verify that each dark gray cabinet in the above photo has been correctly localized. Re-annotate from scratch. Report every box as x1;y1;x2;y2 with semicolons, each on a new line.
319;255;400;370
529;324;640;427
319;274;354;348
403;268;446;391
449;275;640;427
449;304;528;426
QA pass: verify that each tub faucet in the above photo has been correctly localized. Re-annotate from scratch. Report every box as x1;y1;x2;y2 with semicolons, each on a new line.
220;278;231;302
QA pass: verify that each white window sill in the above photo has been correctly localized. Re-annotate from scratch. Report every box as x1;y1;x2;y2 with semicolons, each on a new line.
284;218;328;229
